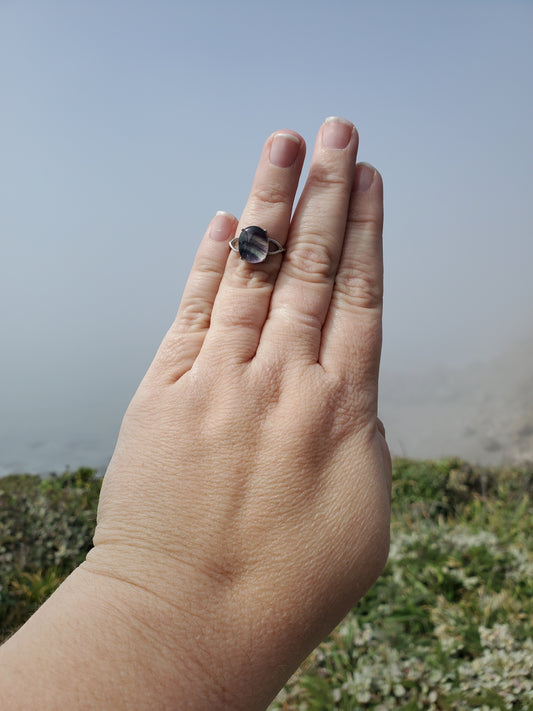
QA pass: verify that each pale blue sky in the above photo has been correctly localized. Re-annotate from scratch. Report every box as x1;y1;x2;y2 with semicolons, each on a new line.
1;0;532;473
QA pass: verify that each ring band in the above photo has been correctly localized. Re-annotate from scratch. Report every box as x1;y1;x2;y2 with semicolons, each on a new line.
229;226;285;264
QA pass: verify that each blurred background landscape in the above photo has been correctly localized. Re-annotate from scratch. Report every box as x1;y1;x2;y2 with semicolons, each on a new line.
381;332;533;466
1;6;532;705
2;334;533;476
1;1;532;476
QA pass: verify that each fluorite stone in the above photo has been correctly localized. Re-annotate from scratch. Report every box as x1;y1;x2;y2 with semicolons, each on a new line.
238;226;269;263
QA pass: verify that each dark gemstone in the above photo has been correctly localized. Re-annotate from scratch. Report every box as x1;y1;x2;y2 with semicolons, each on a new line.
238;226;269;263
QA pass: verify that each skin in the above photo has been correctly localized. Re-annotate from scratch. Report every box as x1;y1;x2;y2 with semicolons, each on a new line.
0;118;391;710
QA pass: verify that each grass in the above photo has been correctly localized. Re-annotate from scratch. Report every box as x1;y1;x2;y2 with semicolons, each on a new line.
1;459;532;709
270;459;533;710
0;467;100;639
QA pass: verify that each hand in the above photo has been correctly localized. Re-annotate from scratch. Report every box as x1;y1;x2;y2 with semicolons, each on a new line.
1;118;391;711
88;117;391;707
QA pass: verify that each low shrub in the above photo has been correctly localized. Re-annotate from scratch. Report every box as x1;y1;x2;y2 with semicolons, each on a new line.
1;459;532;708
272;459;533;710
0;467;101;638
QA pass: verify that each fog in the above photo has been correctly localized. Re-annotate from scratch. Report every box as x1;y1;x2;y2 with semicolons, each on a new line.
1;2;532;474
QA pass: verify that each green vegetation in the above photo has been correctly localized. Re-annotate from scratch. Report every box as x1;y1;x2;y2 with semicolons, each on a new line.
271;459;533;710
1;459;531;709
0;467;101;640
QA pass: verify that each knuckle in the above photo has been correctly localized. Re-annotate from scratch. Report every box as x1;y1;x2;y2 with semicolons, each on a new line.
334;270;383;309
150;334;191;378
285;236;336;281
195;257;225;279
176;298;212;332
230;261;277;289
307;163;347;191
318;374;361;434
274;303;324;334
249;182;290;208
326;377;376;436
347;210;383;233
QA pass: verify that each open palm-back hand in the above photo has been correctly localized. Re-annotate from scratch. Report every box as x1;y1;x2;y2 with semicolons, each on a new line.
1;118;391;711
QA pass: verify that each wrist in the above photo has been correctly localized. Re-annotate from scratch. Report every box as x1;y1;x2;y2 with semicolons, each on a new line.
0;565;227;710
81;548;292;710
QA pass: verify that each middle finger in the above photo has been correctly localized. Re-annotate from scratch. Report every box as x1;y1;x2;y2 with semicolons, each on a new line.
258;117;359;364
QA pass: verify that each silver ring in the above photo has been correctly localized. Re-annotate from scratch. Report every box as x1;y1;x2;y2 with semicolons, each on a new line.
229;226;285;264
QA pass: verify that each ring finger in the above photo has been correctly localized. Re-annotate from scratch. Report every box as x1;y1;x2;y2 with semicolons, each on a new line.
200;129;306;364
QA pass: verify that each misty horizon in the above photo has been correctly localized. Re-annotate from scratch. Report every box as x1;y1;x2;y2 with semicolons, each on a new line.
3;329;533;476
1;2;532;475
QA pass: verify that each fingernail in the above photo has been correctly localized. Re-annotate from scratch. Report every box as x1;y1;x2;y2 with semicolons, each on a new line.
354;163;375;192
322;117;353;149
209;211;235;242
269;132;301;168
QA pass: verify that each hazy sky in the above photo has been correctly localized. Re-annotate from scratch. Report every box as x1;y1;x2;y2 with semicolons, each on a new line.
1;1;532;473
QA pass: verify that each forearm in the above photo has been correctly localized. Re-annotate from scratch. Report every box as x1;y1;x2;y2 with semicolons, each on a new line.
0;561;303;710
0;566;228;710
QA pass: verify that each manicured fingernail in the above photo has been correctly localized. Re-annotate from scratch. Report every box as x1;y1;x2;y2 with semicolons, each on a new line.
354;163;375;192
270;132;301;168
322;117;353;149
209;211;235;242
